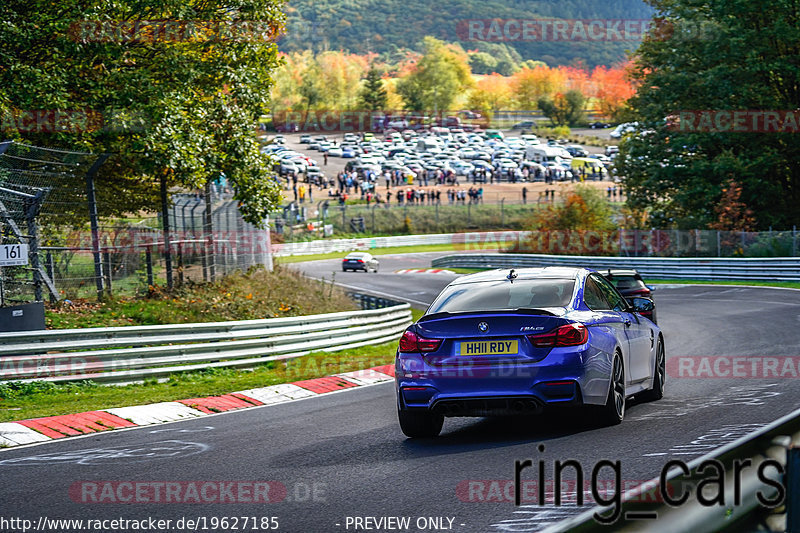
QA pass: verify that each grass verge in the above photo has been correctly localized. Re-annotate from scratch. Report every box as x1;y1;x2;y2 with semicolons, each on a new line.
274;243;466;264
442;268;800;290
0;344;395;422
647;279;800;289
46;266;357;329
0;309;423;422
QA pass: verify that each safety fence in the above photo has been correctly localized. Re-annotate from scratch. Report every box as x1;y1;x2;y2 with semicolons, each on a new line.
271;201;538;240
0;142;272;304
0;303;411;384
430;253;800;281
273;228;800;260
542;406;800;532
273;231;524;256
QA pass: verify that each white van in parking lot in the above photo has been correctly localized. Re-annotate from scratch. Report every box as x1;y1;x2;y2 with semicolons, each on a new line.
416;137;443;153
525;145;571;163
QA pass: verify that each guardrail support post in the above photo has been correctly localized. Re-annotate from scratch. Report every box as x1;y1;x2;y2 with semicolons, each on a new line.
102;250;112;298
85;155;109;302
46;252;56;304
160;173;174;289
145;247;153;287
787;447;800;532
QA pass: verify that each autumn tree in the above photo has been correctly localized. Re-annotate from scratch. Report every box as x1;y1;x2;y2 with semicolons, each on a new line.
538;90;586;127
530;185;616;231
396;37;473;112
590;63;635;121
510;65;567;111
466;74;511;119
709;179;756;231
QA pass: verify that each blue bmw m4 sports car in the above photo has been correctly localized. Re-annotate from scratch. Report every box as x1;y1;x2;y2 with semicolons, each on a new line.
395;267;664;437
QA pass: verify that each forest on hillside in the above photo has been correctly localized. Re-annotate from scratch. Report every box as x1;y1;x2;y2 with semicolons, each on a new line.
279;0;653;68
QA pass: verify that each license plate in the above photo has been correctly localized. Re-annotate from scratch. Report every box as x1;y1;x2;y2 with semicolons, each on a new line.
458;340;519;356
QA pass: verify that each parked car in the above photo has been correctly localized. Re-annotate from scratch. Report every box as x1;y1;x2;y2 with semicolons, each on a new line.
342;252;379;273
589;122;610;129
512;120;537;130
609;122;638;139
600;269;656;323
395;267;663;437
300;134;312;143
565;145;589;158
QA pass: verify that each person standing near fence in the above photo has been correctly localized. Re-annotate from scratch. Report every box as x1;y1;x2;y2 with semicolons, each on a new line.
522;186;528;204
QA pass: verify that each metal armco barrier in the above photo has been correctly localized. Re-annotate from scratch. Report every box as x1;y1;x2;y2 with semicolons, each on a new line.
0;304;411;384
431;254;800;281
540;406;800;532
273;231;524;257
349;292;405;310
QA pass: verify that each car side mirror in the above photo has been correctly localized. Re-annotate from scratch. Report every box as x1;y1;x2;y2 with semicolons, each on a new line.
631;297;655;314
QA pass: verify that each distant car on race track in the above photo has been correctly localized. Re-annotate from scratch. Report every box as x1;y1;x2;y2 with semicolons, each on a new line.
601;269;657;324
395;267;663;437
342;252;379;273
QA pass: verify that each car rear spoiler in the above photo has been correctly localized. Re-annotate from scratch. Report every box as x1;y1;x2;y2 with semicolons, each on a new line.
418;308;558;322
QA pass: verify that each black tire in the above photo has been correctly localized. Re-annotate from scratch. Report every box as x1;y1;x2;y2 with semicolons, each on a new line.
398;409;444;438
597;355;625;426
640;339;665;402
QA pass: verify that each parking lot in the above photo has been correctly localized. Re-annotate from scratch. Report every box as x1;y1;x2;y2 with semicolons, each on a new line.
263;127;623;205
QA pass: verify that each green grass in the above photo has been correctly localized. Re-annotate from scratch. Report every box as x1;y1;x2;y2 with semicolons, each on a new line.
648;279;800;289
0;342;400;422
439;268;800;290
274;243;465;263
46;266;357;329
0;308;424;423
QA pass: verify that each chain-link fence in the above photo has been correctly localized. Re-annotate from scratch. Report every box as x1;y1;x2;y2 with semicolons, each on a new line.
0;141;272;305
0;141;105;305
270;201;539;241
508;228;800;257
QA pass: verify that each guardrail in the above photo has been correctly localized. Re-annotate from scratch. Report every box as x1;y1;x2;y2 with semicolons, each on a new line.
431;253;800;281
0;304;412;384
540;406;800;532
272;231;524;257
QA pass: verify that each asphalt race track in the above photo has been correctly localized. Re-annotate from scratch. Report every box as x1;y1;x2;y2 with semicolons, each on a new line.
1;252;799;532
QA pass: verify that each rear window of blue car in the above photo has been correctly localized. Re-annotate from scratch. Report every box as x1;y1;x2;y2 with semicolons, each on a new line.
427;279;575;314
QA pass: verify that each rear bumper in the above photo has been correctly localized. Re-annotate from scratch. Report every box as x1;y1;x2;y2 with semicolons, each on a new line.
396;346;612;415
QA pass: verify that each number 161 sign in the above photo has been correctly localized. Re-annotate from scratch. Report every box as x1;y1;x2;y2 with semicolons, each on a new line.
0;244;29;266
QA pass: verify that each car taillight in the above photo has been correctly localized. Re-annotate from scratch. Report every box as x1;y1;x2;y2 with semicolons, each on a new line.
398;330;442;353
527;324;588;348
628;288;651;297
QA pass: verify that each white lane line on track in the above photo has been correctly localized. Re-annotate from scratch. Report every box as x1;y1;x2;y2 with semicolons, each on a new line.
0;380;396;452
306;276;432;308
